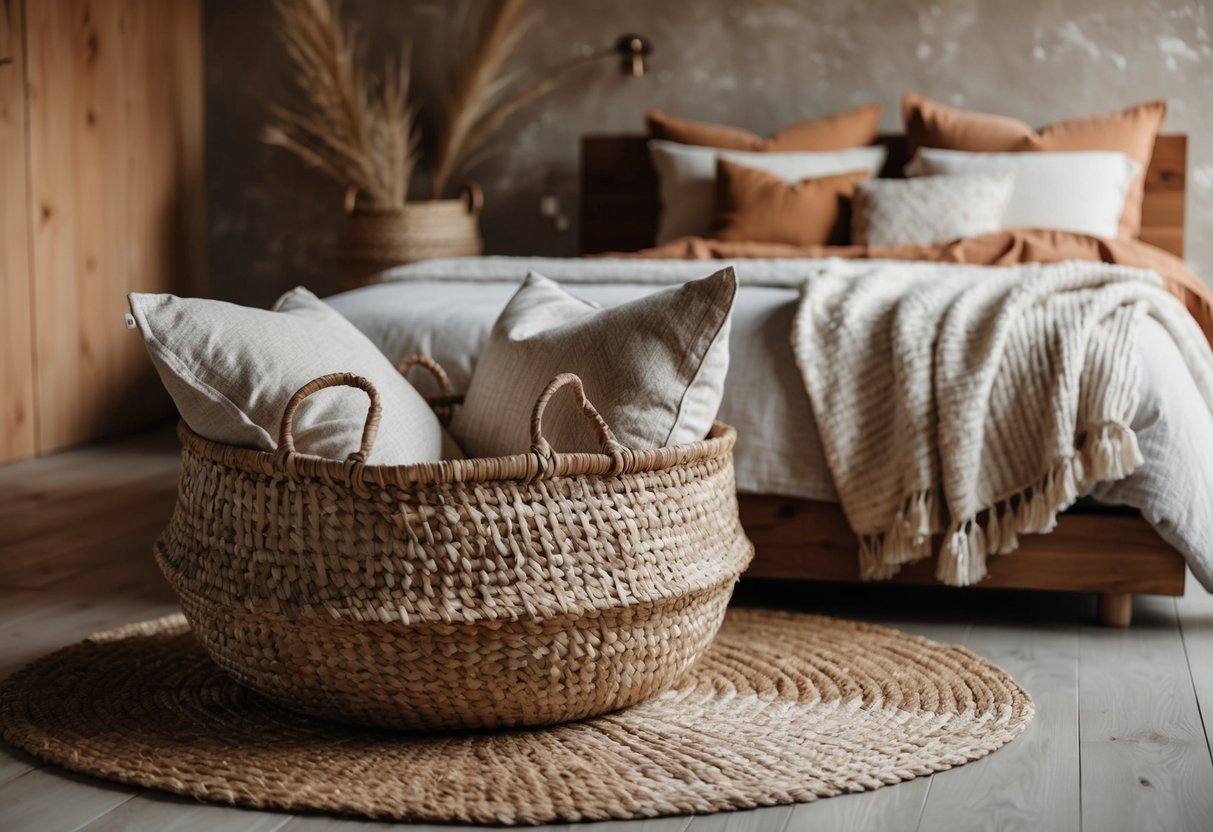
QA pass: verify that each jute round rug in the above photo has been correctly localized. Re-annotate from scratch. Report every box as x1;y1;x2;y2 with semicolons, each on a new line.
0;609;1032;825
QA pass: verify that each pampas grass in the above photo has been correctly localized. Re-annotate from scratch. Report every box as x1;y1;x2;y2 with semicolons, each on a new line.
428;0;532;199
266;0;582;205
263;0;419;208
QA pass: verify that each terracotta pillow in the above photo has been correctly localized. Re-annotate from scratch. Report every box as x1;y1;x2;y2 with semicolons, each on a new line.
712;158;869;246
646;103;882;152
901;93;1166;239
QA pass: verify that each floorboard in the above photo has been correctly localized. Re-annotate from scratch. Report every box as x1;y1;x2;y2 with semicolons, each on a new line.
915;621;1081;832
785;779;931;832
78;792;293;832
689;805;791;832
0;766;138;832
0;564;178;679
278;814;695;832
1078;595;1213;831
0;746;40;790
1175;584;1213;784
1;431;1211;831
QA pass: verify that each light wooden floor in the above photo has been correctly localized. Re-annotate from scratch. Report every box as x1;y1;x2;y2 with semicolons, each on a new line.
1;430;1212;832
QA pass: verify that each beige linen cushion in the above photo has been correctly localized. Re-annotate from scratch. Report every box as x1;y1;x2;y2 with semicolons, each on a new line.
452;268;736;457
851;174;1014;246
128;287;443;464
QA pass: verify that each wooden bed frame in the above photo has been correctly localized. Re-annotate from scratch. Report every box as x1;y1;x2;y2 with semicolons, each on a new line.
579;132;1191;626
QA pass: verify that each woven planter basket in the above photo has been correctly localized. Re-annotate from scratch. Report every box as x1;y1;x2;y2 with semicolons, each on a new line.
336;184;484;291
154;360;754;731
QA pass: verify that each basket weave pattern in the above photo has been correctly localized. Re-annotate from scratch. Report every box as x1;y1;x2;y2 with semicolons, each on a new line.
336;185;484;290
155;369;754;730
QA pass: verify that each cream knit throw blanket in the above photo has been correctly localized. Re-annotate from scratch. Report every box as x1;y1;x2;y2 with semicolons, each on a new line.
794;259;1213;586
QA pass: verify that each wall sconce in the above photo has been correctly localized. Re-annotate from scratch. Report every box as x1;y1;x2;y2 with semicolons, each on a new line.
569;33;652;79
615;34;652;78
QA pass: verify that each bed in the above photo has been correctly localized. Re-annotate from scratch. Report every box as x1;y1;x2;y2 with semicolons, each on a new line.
329;130;1205;627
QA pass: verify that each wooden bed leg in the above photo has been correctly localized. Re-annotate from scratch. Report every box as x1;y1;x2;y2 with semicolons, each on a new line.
1097;592;1133;627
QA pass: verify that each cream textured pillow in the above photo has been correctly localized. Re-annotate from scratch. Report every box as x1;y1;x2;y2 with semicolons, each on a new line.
906;148;1141;240
128;287;443;464
451;268;736;457
649;139;888;244
851;174;1013;246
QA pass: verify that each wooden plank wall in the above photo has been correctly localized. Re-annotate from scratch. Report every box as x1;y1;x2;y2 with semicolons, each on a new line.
1139;134;1186;257
0;0;36;463
4;0;205;459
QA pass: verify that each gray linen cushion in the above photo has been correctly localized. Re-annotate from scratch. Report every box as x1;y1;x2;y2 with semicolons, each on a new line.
128;287;443;464
451;267;736;457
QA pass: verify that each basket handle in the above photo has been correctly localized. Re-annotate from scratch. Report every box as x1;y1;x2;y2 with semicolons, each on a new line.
460;181;483;214
397;354;453;397
530;374;631;469
275;373;381;464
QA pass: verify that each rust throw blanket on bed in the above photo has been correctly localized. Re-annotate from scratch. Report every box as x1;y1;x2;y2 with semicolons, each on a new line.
619;229;1213;348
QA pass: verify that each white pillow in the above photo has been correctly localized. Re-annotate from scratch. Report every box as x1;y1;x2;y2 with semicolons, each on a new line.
906;148;1141;240
451;268;736;458
648;139;888;244
851;174;1014;246
128;287;444;464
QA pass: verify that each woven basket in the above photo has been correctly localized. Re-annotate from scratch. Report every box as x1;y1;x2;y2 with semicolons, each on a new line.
336;183;484;291
155;362;754;731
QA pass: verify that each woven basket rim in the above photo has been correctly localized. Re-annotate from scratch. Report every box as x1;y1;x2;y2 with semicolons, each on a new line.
176;419;738;489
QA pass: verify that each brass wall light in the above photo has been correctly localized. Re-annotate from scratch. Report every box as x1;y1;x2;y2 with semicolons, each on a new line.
561;33;652;79
615;34;652;77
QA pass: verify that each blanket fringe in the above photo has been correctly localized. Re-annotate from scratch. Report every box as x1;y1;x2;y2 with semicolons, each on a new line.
860;422;1144;586
1086;422;1143;481
858;490;937;579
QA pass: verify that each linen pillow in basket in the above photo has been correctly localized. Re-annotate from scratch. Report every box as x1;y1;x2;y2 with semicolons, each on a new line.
127;287;443;465
452;267;736;458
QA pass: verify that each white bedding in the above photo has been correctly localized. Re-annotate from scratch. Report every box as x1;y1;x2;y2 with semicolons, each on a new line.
327;257;1213;590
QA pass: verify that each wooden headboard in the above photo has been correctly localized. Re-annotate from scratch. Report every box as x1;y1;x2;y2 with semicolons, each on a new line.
579;134;1187;258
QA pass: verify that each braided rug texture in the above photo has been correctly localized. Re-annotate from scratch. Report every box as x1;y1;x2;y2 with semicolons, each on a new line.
0;609;1033;825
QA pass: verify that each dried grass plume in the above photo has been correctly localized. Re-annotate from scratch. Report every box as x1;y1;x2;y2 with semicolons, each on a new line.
263;0;419;208
265;0;583;205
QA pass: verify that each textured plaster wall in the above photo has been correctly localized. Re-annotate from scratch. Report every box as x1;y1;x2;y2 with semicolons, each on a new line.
206;0;1213;305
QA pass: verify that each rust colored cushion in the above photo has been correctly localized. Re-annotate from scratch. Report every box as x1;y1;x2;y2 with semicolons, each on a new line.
646;103;882;152
901;93;1166;240
711;158;869;246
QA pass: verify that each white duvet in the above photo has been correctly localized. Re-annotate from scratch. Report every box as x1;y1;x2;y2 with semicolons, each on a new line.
327;256;1213;590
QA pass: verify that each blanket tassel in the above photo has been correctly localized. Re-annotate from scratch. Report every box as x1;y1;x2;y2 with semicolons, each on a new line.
1086;423;1143;482
859;490;936;580
937;519;989;585
933;423;1141;586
